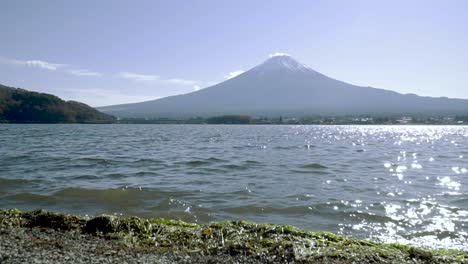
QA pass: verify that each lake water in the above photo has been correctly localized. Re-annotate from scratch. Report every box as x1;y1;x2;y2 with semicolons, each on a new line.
0;124;467;250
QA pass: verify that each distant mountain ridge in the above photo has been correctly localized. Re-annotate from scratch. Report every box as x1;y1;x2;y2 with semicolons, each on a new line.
0;84;115;123
98;55;468;118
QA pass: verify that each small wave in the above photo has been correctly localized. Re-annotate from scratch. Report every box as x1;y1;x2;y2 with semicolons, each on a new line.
450;197;468;206
52;187;196;204
71;175;101;180
184;167;228;175
48;187;157;211
183;170;218;176
225;205;313;215
187;180;213;185
205;157;228;163
78;157;110;162
0;155;31;162
299;202;398;223
103;173;127;179
176;157;227;167
220;164;248;171
72;157;121;166
0;177;35;185
131;158;165;165
132;171;160;177
67;188;212;222
223;204;379;216
289;169;330;175
273;146;298;150
301;163;328;169
358;221;468;251
4;192;56;203
53;187;147;199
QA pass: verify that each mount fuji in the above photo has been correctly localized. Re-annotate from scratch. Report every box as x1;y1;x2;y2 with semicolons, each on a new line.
98;55;468;118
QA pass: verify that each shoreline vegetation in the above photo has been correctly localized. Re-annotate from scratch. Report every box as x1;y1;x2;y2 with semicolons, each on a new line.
2;114;468;125
1;209;466;263
116;115;468;125
2;84;468;125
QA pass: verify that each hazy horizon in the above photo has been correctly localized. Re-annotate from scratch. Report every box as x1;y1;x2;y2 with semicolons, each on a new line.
1;0;468;107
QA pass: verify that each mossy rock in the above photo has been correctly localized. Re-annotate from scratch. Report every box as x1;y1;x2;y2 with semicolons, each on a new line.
84;216;115;234
409;247;433;260
0;209;26;226
23;209;85;230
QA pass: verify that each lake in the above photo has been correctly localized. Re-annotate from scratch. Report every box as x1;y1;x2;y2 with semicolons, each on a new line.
0;124;466;250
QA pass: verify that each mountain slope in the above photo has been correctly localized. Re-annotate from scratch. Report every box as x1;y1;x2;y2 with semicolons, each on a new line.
98;56;468;118
0;84;115;123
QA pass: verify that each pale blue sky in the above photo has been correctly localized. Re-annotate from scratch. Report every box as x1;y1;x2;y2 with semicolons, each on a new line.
1;0;467;106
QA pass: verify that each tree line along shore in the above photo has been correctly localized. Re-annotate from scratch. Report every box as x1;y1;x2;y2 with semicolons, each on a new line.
2;84;468;125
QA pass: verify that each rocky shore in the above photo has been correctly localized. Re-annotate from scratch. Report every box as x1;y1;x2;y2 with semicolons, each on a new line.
0;209;466;263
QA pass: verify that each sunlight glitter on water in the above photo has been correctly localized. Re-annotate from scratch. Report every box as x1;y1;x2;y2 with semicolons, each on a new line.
316;126;468;250
347;199;468;250
437;176;462;191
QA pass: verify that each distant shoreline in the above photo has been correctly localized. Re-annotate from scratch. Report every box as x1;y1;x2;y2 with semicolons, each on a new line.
1;122;466;126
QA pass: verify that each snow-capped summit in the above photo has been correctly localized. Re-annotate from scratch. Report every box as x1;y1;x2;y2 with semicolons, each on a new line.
269;52;291;57
253;54;312;73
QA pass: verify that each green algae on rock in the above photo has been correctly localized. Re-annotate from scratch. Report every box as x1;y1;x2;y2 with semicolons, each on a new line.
1;209;466;263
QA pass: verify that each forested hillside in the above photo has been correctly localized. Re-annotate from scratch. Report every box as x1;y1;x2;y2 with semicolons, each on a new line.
0;84;115;123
